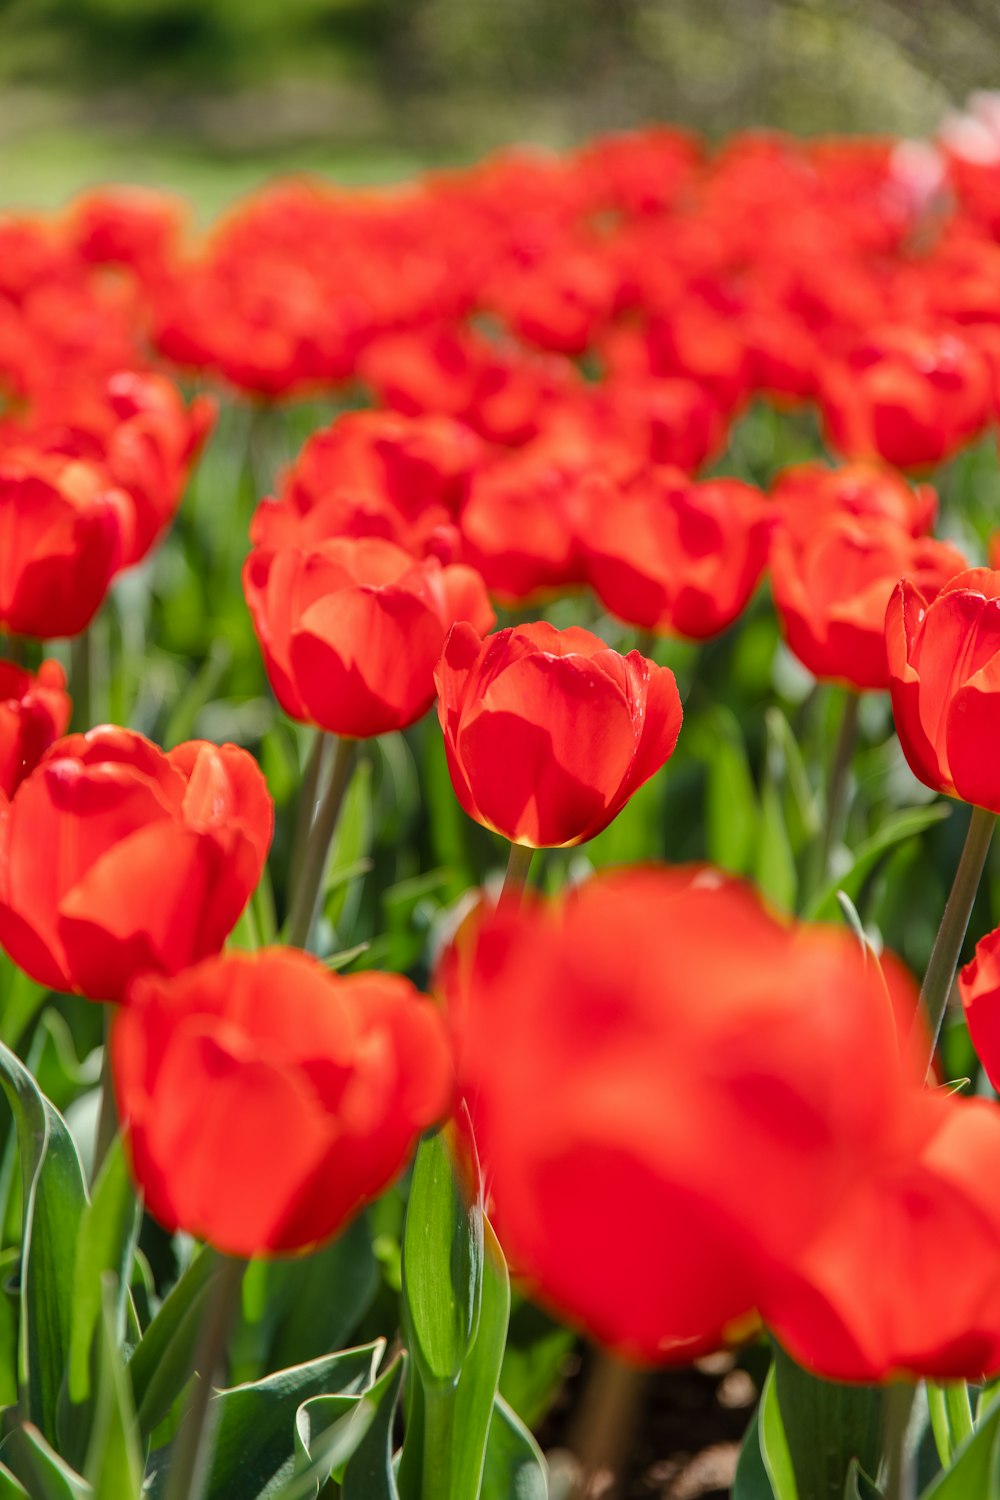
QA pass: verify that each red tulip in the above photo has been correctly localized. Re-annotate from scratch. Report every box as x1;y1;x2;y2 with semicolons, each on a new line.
435;622;682;848
0;449;129;638
245;534;495;738
113;948;453;1256
582;469;771;640
959;926;1000;1090
772;515;966;691
886;567;1000;809
0;659;70;801
0;727;272;1002
444;866;907;1362
771;462;938;540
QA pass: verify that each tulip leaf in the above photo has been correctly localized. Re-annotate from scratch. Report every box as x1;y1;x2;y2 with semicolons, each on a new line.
927;1382;975;1468
83;1279;144;1500
479;1396;548;1500
702;706;760;876
0;1423;89;1500
919;1392;1000;1498
759;1365;799;1500
0;1039;88;1448
128;1244;219;1436
733;1409;775;1500
498;1298;574;1429
64;1137;140;1457
401;1119;484;1391
341;1355;406;1499
772;1343;880;1500
448;1217;510;1500
146;1341;384;1500
0;1467;28;1500
803;804;951;921
232;1214;378;1383
287;1391;373;1499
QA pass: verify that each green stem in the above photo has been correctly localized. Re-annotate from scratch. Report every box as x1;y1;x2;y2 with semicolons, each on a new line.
164;1254;245;1500
284;736;358;950
421;1387;455;1500
927;1380;974;1466
289;731;329;881
905;804;996;1081
92;1007;118;1183
568;1352;647;1500
498;843;534;911
881;1382;917;1500
806;688;860;900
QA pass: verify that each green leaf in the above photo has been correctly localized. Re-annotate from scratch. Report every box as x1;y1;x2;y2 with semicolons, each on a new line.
702;706;760;876
232;1215;378;1383
1;1424;90;1500
449;1218;511;1500
84;1279;143;1500
145;1342;384;1500
498;1299;574;1429
804;805;951;921
479;1396;547;1500
401;1121;484;1392
772;1344;881;1500
760;1366;799;1500
926;1382;975;1468
920;1392;1000;1498
341;1356;406;1500
844;1459;884;1499
66;1138;140;1416
0;1465;28;1500
733;1409;774;1500
0;1040;88;1446
128;1245;218;1437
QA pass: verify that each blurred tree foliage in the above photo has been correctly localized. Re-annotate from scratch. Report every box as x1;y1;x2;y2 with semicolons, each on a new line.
0;0;999;149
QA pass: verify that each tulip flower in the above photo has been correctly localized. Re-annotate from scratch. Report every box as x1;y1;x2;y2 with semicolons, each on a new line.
582;469;771;640
0;727;272;1002
435;622;682;848
0;659;70;801
444;865;907;1363
959;926;1000;1090
113;948;453;1256
771;462;938;540
771;515;966;691
886;567;1000;810
245;534;494;739
0;449;129;638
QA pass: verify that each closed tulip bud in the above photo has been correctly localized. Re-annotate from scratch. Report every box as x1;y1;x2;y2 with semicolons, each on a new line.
435;621;682;848
113;949;453;1256
0;727;272;1002
886;567;1000;810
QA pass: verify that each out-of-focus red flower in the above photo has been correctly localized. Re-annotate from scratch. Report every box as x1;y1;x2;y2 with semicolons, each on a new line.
886;567;1000;809
771;462;938;540
0;727;272;1002
820;324;993;470
582;469;771;640
0;660;70;801
113;948;453;1256
245;534;494;738
0;450;130;638
772;516;966;690
435;622;682;848
66;186;188;279
762;1092;1000;1381
960;926;1000;1089
593;376;727;474
444;865;906;1362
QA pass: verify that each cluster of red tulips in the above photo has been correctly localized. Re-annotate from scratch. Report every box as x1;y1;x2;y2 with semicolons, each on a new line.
7;106;1000;1499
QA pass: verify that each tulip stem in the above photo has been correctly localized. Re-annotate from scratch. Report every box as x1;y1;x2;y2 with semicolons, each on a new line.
498;843;534;910
881;1381;917;1500
906;803;996;1081
806;688;860;900
92;1007;118;1183
288;730;329;881
284;735;358;950
568;1351;646;1500
164;1253;245;1500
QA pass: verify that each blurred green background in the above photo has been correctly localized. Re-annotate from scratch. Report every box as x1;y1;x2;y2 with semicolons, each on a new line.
1;0;999;213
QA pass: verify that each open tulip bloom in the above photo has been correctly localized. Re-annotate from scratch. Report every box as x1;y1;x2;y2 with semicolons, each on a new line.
13;116;1000;1500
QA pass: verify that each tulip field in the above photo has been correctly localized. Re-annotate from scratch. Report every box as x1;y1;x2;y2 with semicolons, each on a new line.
9;103;1000;1500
